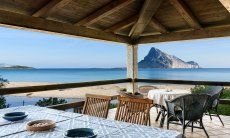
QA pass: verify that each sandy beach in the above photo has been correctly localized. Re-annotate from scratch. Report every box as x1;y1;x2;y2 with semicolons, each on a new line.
5;82;194;99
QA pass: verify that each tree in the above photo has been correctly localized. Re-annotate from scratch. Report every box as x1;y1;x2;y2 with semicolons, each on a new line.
0;76;10;109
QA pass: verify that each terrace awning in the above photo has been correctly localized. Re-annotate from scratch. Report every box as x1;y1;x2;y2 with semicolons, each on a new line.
0;0;229;44
0;0;229;93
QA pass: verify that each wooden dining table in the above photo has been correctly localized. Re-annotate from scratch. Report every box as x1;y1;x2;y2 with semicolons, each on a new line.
0;105;182;138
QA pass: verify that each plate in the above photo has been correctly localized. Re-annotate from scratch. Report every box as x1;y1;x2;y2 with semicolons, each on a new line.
64;128;97;138
3;112;28;121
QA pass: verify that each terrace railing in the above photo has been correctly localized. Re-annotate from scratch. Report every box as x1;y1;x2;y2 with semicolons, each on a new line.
0;78;229;111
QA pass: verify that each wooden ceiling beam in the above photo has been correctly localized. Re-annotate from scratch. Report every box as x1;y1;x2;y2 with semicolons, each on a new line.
169;0;202;30
219;0;230;13
149;18;168;34
0;10;131;44
104;15;138;33
75;0;134;26
129;0;163;39
138;26;230;44
32;0;71;18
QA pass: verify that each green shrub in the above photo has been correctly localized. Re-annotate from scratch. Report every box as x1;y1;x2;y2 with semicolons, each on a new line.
191;85;230;116
0;76;8;87
120;88;127;92
0;96;10;109
109;103;117;109
36;98;67;107
220;88;230;99
191;85;208;94
0;76;10;109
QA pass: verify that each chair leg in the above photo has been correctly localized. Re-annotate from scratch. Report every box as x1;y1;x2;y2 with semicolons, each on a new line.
215;108;224;126
160;115;165;128
200;118;209;138
156;111;161;121
148;114;151;126
217;113;224;126
167;122;169;129
182;121;185;135
208;111;212;120
160;110;166;128
167;117;170;129
191;122;194;132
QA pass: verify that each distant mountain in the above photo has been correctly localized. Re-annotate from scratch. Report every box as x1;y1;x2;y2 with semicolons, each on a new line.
0;63;8;67
138;47;200;68
0;64;34;69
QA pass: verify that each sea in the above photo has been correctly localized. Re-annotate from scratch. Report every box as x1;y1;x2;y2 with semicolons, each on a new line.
1;68;230;107
1;68;230;82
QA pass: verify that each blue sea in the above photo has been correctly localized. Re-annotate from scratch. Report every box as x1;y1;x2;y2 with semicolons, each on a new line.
1;68;230;107
1;68;230;82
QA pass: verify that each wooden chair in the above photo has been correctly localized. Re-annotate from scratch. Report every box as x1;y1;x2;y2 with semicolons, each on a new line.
82;94;112;118
115;96;154;126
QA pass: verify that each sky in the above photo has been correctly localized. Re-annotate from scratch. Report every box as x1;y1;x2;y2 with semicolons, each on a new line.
0;26;230;68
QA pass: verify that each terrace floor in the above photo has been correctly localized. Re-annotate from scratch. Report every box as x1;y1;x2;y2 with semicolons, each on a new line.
107;108;230;138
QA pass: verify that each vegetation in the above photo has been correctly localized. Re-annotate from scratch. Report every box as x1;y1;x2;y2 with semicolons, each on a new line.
191;85;230;116
191;85;207;94
220;88;230;99
0;76;10;109
109;103;117;109
0;96;10;109
0;76;8;87
120;88;127;92
35;97;67;107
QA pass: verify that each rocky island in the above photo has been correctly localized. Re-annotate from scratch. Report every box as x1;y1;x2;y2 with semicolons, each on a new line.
138;47;200;68
0;64;34;69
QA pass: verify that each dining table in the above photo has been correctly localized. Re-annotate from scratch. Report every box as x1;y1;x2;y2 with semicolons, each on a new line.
148;89;190;127
0;105;182;138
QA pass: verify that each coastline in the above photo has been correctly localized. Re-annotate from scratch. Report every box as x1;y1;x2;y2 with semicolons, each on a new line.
5;82;194;99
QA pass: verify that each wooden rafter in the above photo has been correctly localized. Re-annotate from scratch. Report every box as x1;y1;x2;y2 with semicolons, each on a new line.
75;0;134;26
169;0;202;29
219;0;230;13
33;0;72;18
129;0;163;39
0;10;131;44
104;15;138;32
149;18;168;34
138;26;230;44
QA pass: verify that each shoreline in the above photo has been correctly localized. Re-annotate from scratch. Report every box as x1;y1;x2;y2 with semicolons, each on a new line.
5;82;194;99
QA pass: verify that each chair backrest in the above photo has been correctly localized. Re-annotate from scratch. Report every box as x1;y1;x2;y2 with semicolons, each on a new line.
82;94;112;118
168;94;210;121
202;86;223;96
201;86;223;108
115;96;153;125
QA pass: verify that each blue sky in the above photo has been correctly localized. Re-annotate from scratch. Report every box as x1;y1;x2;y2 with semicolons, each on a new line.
0;26;230;68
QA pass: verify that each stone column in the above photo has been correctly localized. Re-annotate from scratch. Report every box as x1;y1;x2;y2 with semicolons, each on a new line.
126;44;138;93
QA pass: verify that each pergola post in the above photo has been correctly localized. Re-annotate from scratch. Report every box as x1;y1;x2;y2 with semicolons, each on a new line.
126;44;138;93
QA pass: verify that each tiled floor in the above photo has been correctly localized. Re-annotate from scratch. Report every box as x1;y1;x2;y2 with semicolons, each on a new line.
107;108;230;138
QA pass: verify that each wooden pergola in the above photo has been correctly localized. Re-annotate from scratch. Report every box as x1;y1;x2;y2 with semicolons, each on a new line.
0;0;230;94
